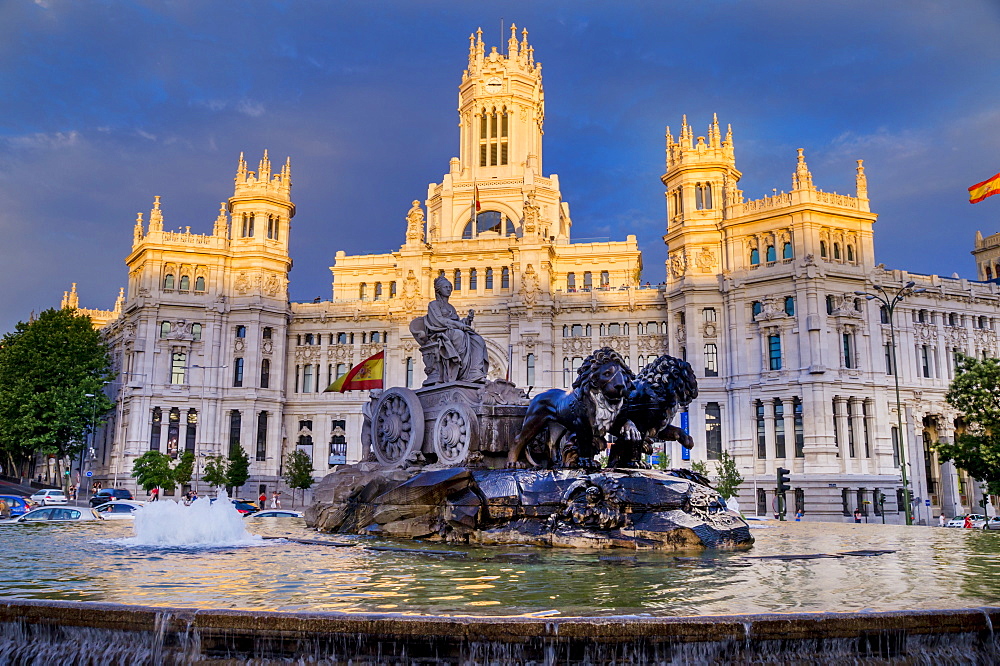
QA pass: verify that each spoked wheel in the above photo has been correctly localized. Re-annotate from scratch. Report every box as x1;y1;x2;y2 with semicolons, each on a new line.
372;387;424;467
432;404;478;465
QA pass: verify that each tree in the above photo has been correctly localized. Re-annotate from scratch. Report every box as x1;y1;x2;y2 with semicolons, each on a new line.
0;308;113;480
283;449;315;507
713;450;744;500
173;451;195;487
202;455;228;489
935;354;1000;486
226;446;250;493
690;460;709;477
131;451;176;493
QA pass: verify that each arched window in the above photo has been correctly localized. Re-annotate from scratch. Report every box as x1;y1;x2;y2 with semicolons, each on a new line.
150;407;162;451
820;241;828;258
477;210;505;236
750;248;760;266
179;275;190;291
833;243;841;260
782;242;793;260
501;267;510;289
267;214;276;240
163;274;175;290
359;283;367;301
846;245;855;262
453;269;462;291
160;321;171;338
880;306;890;324
242;212;254;238
765;245;776;263
194;276;206;292
479;107;509;166
260;358;270;389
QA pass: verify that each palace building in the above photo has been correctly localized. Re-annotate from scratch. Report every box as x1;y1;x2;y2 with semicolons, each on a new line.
75;26;1000;523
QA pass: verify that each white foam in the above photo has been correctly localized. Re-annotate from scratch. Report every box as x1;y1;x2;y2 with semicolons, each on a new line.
126;490;262;547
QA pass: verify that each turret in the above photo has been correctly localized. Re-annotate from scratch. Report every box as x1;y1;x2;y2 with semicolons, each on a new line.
662;114;742;229
228;149;294;247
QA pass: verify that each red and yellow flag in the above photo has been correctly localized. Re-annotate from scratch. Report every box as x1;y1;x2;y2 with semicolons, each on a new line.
474;184;481;211
969;173;1000;204
325;351;384;392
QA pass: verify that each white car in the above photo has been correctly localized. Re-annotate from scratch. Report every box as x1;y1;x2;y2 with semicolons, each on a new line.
94;499;145;520
10;506;102;522
29;489;68;506
246;509;304;518
946;514;986;528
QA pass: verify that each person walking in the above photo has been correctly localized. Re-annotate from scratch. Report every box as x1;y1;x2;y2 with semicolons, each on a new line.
964;514;973;529
939;514;947;527
853;509;862;523
150;487;159;502
795;510;803;522
259;492;267;507
270;492;278;509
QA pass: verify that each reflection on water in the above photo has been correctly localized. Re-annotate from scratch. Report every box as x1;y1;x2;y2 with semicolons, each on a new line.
1;519;999;617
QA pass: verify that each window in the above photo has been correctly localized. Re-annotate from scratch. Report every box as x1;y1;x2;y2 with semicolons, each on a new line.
833;243;841;260
163;274;175;290
233;358;244;387
375;282;383;300
486;268;494;289
150;407;162;451
256;411;268;462
236;325;246;338
165;407;177;457
405;357;414;388
765;245;776;263
191;323;202;341
600;271;610;288
794;488;805;515
921;345;931;378
263;327;272;339
862;401;871;457
563;357;571;388
572;324;583;337
228;410;242;457
704;343;718;377
847;245;855;262
453;270;461;291
390;281;397;298
329;419;347;468
260;358;270;389
527;353;535;386
185;409;197;454
751;301;762;318
502;267;510;289
757;489;768;516
820;241;828;258
750;248;760;266
880;306;890;324
784;297;795;316
302;364;314;393
768;335;782;370
304;333;314;345
607;323;620;336
359;283;367;301
782;242;793;260
194;276;205;292
179;275;190;291
336;332;347;344
160;321;171;338
583;272;593;291
774;399;786;458
567;272;576;292
842;488;851;516
706;402;722;460
793;398;804;458
469;269;478;290
756;400;766;458
478;107;509;166
826;295;835;314
171;352;186;384
241;213;254;238
847;400;856;457
703;308;717;323
695;182;713;210
843;333;854;369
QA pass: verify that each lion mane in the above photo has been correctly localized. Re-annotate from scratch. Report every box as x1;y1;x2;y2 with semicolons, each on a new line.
573;347;636;392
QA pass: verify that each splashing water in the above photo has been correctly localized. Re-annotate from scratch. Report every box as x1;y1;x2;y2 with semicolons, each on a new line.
127;489;262;547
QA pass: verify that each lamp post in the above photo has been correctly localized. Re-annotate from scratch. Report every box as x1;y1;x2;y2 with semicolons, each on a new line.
81;393;97;502
855;281;925;526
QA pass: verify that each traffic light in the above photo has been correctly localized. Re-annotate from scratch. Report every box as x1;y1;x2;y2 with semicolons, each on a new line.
776;467;791;494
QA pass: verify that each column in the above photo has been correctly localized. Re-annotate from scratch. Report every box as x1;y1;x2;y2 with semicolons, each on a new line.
834;396;850;470
763;398;776;462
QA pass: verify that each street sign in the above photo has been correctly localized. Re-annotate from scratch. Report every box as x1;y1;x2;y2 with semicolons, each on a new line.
680;411;690;460
85;471;93;477
925;499;931;507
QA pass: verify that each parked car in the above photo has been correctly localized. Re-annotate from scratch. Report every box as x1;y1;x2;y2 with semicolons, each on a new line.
246;509;304;518
89;488;135;507
209;498;259;515
946;514;986;528
9;506;102;522
983;517;1000;531
93;500;145;520
29;489;68;506
0;495;33;517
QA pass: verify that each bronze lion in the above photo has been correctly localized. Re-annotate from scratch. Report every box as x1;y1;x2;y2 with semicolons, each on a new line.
608;354;699;468
507;347;635;469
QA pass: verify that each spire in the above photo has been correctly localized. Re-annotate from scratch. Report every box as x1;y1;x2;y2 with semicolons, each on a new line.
114;288;124;314
258;149;271;181
133;212;144;245
236;151;247;181
520;27;529;65
792;148;814;191
508;23;519;58
855;159;868;199
282;156;292;182
709;113;721;148
476;27;484;61
214;202;228;237
62;283;80;310
680;115;693;147
725;123;733;145
148;195;163;232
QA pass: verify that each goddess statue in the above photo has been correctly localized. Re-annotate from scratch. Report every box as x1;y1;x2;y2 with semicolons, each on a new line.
409;275;489;385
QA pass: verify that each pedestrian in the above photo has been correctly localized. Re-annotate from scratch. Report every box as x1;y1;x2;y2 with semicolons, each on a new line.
69;485;76;501
190;490;198;502
276;491;282;509
0;498;9;519
259;491;267;507
150;487;159;502
270;492;278;509
795;510;803;522
939;514;947;527
853;509;862;523
964;514;973;529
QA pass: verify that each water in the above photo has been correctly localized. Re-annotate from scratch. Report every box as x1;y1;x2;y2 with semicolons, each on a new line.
2;518;1000;617
127;491;260;547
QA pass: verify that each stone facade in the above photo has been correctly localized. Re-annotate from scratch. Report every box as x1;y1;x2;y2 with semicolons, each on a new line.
75;26;999;524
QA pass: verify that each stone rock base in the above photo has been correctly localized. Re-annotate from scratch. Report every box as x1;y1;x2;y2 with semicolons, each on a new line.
307;464;753;551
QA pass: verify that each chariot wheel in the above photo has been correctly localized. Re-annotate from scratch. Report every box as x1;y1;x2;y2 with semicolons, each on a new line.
372;387;424;467
432;404;479;465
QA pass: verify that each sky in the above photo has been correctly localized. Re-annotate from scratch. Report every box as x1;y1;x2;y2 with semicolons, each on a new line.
2;0;1000;334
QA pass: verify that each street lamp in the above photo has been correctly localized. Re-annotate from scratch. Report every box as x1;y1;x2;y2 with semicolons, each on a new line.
81;393;97;502
855;281;926;526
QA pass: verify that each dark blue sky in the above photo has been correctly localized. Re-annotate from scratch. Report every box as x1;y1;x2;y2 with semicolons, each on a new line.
2;1;1000;332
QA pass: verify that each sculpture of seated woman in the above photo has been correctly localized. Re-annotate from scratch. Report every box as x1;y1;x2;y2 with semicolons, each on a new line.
409;276;489;385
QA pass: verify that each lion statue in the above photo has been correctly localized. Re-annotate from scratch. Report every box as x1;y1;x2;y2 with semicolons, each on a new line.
608;354;699;468
507;347;635;470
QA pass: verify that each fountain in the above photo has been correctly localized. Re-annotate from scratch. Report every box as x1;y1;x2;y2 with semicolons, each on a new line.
2;288;998;662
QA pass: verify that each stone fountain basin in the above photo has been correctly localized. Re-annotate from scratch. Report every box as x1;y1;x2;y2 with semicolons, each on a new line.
2;598;998;664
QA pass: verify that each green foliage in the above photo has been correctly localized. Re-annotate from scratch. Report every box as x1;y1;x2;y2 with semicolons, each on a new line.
201;455;228;488
714;450;744;500
0;308;113;471
131;451;176;492
655;443;671;470
173;451;195;486
690;460;709;477
936;354;1000;484
226;447;251;490
284;449;315;492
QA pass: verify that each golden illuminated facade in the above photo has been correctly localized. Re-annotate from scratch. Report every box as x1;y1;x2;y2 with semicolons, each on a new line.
75;26;1000;523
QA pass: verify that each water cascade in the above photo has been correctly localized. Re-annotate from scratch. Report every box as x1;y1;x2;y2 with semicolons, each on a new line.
128;491;260;548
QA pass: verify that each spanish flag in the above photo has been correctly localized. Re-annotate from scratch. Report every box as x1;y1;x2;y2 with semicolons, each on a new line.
325;351;384;392
969;173;1000;204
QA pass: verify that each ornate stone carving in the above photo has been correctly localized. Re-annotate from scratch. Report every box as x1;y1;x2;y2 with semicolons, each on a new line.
235;272;250;295
669;250;686;279
263;273;281;296
402;270;420;312
522;192;539;236
696;247;716;273
519;263;541;310
409;276;489;386
405;200;425;244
